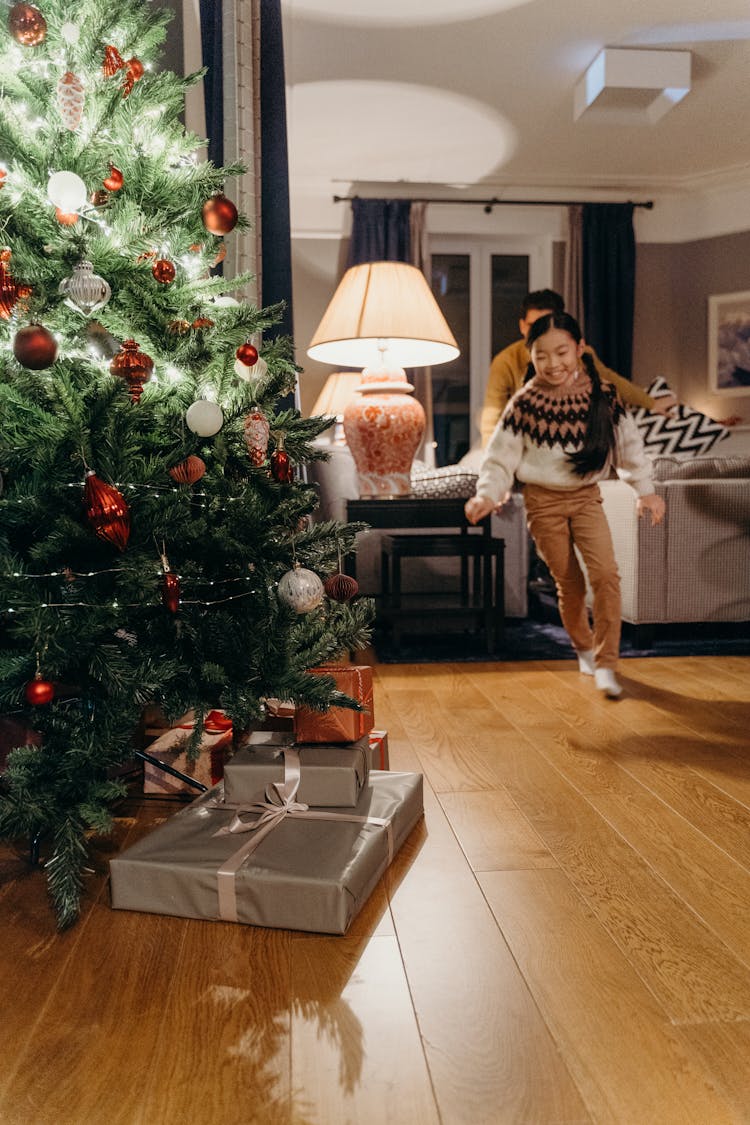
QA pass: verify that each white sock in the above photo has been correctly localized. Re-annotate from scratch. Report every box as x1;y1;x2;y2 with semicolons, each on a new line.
594;668;622;698
576;649;595;676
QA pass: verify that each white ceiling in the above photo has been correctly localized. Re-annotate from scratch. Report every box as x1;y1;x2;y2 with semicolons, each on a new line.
281;0;750;223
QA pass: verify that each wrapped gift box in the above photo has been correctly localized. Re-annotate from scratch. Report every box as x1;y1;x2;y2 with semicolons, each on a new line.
110;770;423;934
224;731;369;807
142;721;233;795
368;730;389;771
294;665;374;744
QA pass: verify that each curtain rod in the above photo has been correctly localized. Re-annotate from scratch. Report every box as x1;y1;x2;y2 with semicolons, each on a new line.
333;194;654;211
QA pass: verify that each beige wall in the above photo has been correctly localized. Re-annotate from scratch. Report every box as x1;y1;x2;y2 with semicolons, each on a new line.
634;231;750;419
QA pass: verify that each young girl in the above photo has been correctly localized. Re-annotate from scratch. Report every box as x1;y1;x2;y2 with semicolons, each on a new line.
465;312;665;698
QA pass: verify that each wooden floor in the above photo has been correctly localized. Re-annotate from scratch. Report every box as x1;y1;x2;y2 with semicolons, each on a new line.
2;653;750;1124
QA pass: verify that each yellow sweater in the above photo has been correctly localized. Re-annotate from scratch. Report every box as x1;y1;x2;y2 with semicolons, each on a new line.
479;338;656;447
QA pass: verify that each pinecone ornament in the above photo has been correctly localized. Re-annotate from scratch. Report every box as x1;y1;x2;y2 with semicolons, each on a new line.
57;71;84;131
243;408;270;466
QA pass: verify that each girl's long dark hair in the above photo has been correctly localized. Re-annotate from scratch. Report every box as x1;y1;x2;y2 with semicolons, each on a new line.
525;312;616;476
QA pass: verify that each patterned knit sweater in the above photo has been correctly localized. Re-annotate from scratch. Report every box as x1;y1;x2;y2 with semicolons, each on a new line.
476;376;655;502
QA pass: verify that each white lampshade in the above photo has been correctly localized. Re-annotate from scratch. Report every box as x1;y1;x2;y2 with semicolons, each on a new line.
307;260;459;369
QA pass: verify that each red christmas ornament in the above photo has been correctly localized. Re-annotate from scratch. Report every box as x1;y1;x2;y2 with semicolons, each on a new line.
0;169;6;189
152;258;176;284
235;342;258;367
83;471;130;551
168;455;206;484
122;57;145;97
25;675;54;705
102;44;125;76
55;207;79;225
0;259;19;319
162;570;180;614
191;316;214;330
201;194;238;235
9;3;46;46
270;440;293;484
324;572;359;602
103;163;123;191
213;241;227;266
13;324;58;369
109;338;154;402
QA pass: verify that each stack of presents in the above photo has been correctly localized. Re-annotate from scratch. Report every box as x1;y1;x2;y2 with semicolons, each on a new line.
110;665;424;935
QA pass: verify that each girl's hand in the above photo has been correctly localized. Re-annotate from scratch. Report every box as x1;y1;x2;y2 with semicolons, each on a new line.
464;495;497;525
637;493;666;526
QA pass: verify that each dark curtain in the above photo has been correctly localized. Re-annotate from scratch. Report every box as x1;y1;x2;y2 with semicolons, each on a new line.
260;0;293;339
347;199;411;266
199;2;293;339
581;203;635;379
199;0;223;167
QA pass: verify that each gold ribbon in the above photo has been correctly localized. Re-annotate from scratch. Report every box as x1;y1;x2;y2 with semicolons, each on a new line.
206;747;391;923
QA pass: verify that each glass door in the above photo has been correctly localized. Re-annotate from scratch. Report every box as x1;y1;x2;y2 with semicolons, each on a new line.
429;236;552;461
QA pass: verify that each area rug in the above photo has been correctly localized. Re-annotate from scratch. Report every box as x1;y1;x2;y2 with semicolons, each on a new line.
374;609;750;664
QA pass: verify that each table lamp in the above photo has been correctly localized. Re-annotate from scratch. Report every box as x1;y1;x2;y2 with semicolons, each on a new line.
309;371;363;444
307;260;459;498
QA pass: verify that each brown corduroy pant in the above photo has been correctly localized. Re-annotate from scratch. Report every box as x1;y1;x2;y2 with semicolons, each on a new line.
524;482;622;670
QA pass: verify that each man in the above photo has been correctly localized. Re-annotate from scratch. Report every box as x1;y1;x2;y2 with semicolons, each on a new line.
479;289;677;446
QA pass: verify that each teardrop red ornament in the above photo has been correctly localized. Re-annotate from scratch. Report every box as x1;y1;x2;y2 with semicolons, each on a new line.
109;338;154;402
324;572;359;602
270;448;293;483
0;259;19;319
83;471;130;551
162;571;180;613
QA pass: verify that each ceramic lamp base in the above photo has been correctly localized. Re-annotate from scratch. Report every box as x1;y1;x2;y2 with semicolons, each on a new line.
343;368;425;499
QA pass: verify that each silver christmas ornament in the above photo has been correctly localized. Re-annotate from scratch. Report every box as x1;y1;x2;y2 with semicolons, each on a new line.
59;260;111;316
277;565;324;614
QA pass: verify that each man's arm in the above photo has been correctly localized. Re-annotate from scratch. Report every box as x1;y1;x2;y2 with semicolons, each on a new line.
586;347;675;414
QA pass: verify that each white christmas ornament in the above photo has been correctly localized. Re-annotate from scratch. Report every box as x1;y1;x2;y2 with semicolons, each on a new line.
186;399;224;436
60;22;80;44
277;566;324;613
210;295;240;308
47;170;87;212
59;261;111;316
235;355;268;382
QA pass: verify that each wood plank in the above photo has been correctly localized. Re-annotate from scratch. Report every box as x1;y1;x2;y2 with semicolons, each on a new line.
455;701;750;1024
438;789;559;872
479;868;735;1125
290;933;440;1125
680;1020;750;1123
385;783;592;1124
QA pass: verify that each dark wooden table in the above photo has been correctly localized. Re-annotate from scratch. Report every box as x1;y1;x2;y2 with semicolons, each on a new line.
346;496;504;651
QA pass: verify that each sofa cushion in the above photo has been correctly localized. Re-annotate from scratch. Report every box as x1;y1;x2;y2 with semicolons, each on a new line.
634;377;730;457
652;455;750;480
410;463;478;499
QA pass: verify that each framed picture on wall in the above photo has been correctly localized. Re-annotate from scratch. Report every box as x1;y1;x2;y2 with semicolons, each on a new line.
708;290;750;395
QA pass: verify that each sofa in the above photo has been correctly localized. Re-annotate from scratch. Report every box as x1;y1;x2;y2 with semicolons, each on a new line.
598;451;750;625
308;427;750;627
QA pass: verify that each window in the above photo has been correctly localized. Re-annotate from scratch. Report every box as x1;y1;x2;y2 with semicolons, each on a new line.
429;235;553;462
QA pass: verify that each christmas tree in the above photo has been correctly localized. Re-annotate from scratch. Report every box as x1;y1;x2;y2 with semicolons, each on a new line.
0;0;372;927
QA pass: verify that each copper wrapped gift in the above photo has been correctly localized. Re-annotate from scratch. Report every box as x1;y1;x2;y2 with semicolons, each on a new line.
294;665;374;744
142;710;233;795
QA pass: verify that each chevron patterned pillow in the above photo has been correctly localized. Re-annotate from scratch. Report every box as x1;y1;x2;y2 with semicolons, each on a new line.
633;377;730;457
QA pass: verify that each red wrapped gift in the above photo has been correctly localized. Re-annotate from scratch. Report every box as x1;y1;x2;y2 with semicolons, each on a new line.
368;730;389;770
294;665;374;744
